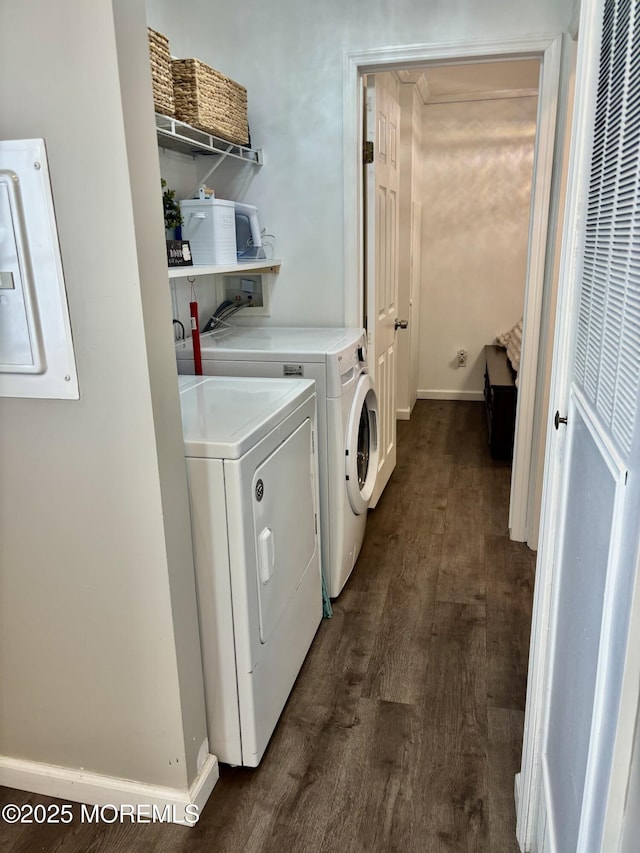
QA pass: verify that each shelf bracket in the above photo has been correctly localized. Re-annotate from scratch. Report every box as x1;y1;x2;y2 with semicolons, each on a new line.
188;151;232;200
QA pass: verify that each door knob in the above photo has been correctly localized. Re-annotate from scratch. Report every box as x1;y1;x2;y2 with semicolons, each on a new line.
395;319;408;331
554;411;568;430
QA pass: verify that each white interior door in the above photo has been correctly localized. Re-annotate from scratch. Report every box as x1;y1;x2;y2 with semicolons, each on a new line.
520;0;640;849
364;73;400;508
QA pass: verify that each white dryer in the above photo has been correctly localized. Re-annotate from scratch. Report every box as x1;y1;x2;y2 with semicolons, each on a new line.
176;327;379;598
178;375;322;767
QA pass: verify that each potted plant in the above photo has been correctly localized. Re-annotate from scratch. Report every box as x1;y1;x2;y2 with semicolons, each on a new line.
162;178;183;239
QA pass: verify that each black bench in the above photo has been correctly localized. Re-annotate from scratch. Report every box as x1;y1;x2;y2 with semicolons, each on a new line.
483;344;517;460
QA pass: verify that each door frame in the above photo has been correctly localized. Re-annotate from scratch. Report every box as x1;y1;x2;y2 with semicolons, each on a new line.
343;34;562;543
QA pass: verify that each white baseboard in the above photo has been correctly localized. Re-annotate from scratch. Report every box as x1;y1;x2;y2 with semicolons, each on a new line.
396;407;411;421
0;752;219;826
417;389;484;402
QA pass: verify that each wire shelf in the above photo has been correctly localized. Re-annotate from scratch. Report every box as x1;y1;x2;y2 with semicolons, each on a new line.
155;113;263;165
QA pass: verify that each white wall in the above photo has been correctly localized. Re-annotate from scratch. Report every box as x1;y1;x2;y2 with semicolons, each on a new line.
417;95;538;399
0;0;209;795
145;0;576;328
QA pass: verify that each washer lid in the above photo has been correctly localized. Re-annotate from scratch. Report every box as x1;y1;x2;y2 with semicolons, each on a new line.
175;326;365;363
179;375;315;459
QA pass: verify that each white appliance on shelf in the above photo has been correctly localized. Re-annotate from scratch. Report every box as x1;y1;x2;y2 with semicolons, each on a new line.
179;198;237;265
234;201;266;260
176;328;379;599
178;374;322;767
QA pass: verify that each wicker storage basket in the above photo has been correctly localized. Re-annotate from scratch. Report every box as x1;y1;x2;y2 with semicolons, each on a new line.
171;58;249;146
148;28;174;116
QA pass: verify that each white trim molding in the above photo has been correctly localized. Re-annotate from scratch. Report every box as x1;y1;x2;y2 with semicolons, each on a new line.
0;753;219;827
508;35;562;543
417;389;485;402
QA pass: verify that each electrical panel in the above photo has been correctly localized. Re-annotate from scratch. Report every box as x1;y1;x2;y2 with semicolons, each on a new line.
0;139;78;399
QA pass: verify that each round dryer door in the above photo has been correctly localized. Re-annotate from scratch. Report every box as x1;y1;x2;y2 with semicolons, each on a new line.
345;374;379;515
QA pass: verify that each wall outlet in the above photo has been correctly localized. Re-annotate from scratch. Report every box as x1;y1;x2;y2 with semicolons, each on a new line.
457;349;468;367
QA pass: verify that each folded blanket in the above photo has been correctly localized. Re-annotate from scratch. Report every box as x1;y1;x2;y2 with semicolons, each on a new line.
497;318;523;374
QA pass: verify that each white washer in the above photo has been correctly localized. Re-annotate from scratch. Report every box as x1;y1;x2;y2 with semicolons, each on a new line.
176;328;379;598
178;375;322;767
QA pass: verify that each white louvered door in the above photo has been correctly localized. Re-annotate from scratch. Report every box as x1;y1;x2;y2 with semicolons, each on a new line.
540;0;640;850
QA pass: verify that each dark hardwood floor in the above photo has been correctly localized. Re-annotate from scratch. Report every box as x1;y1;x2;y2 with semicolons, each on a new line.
0;401;536;852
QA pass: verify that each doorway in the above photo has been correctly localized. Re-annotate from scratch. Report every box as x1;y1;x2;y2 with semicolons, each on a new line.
344;36;563;546
394;59;539;402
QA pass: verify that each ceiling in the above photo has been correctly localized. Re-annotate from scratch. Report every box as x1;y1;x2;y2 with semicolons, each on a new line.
396;60;540;104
